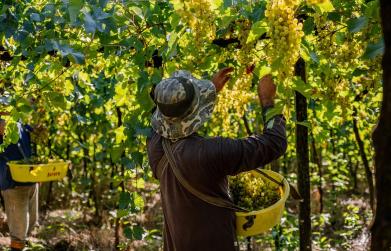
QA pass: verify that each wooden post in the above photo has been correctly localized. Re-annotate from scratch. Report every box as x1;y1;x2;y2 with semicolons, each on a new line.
295;57;312;251
352;107;374;210
371;0;391;249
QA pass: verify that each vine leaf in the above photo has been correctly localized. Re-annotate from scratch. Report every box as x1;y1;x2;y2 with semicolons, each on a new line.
47;92;67;110
362;38;384;59
129;6;144;20
303;17;315;35
246;21;268;44
111;144;124;162
313;0;334;13
132;226;144;240
119;191;131;209
68;0;84;23
347;16;368;33
83;11;97;33
295;120;311;128
293;77;312;99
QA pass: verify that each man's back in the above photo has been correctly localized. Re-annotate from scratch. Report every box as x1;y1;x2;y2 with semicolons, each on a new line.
147;115;286;251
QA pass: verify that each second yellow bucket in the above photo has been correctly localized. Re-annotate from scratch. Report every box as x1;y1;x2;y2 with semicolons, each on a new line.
8;160;70;182
235;169;290;236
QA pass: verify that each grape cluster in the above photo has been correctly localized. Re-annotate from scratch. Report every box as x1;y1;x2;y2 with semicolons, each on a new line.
236;19;256;67
172;0;216;48
229;172;281;211
313;13;366;103
265;0;304;83
15;156;49;164
307;0;327;5
314;14;365;69
210;18;263;137
211;69;256;137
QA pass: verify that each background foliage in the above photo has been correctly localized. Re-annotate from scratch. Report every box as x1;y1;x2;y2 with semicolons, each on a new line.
0;0;382;250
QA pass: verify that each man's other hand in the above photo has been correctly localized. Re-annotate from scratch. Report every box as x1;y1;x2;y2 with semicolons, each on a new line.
258;74;276;107
211;67;233;92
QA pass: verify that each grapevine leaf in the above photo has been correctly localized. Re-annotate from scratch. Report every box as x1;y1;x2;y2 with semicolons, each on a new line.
114;125;126;144
253;64;271;78
67;51;85;65
314;0;334;13
47;92;67;110
220;15;236;29
352;68;367;77
135;127;152;137
295;120;311;128
347;17;368;33
293;78;312;99
165;29;184;59
17;100;32;113
111;144;124;162
365;1;380;19
30;13;41;22
249;2;266;22
83;11;97;33
131;151;144;167
300;45;310;62
271;56;283;72
335;32;345;45
169;13;181;30
129;6;143;19
327;12;341;22
300;43;319;64
131;192;144;212
303;17;314;35
309;51;319;64
24;72;35;84
211;0;223;10
68;0;84;23
6;122;20;144
132;226;144;240
124;226;133;239
119;191;131;210
246;21;267;44
265;104;284;123
362;38;384;59
223;0;234;8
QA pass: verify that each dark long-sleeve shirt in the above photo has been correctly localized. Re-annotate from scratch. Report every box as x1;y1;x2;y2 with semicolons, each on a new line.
146;114;287;251
0;123;33;190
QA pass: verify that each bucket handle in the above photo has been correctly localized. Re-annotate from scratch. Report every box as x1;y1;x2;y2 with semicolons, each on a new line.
254;168;284;187
254;168;303;201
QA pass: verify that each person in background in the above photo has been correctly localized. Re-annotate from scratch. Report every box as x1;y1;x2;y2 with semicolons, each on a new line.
146;68;287;251
0;114;39;251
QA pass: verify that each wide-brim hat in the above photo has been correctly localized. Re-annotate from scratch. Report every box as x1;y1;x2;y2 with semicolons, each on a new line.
151;70;216;140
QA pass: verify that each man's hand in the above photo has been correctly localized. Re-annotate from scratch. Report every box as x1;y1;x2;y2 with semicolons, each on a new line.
258;74;276;107
211;67;233;92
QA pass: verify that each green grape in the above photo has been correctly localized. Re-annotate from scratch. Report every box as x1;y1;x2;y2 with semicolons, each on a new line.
210;19;258;137
172;0;216;48
265;0;304;83
229;172;281;211
307;0;327;5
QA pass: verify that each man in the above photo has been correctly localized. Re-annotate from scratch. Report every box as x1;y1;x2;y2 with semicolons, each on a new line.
0;116;39;251
147;68;287;251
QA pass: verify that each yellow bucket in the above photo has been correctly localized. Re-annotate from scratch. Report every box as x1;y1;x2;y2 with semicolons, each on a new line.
235;169;290;236
8;160;70;182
